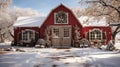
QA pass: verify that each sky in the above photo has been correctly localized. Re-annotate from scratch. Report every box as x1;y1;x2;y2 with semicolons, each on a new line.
11;0;81;16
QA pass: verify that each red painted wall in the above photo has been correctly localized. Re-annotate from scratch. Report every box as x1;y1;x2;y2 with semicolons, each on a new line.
14;27;39;43
39;4;83;39
82;26;112;44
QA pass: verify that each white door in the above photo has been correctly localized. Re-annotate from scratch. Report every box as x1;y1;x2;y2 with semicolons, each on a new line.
51;26;71;47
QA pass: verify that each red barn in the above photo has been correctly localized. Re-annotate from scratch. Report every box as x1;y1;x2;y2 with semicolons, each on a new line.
13;4;112;47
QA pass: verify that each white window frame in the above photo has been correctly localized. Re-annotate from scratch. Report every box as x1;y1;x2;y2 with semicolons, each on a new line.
89;29;102;41
21;29;35;41
54;11;68;24
53;28;59;37
63;28;70;38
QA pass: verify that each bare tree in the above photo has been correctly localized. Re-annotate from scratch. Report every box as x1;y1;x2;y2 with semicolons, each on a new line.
0;0;12;42
71;7;86;17
0;0;41;42
78;0;120;44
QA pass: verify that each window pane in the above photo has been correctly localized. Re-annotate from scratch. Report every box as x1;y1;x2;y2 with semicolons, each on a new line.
64;28;69;37
89;30;102;41
29;31;33;39
55;11;68;24
53;28;59;37
22;30;34;41
23;32;27;40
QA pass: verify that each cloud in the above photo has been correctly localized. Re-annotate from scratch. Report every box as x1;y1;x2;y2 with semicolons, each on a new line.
11;6;41;17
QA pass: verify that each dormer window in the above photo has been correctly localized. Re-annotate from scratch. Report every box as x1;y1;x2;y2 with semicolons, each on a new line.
54;11;68;24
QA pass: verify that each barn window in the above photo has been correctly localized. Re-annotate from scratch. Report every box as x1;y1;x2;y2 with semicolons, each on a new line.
54;11;68;24
53;28;59;37
64;28;69;37
89;29;102;41
21;29;35;41
23;31;28;40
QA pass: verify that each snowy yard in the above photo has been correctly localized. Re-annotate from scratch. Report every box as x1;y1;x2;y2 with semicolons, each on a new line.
0;43;120;67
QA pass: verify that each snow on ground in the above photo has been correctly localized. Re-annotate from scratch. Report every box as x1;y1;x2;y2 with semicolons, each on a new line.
0;42;11;49
115;43;120;49
115;33;120;49
0;43;120;67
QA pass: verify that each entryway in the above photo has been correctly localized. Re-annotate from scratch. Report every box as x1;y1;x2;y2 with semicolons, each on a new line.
50;25;71;48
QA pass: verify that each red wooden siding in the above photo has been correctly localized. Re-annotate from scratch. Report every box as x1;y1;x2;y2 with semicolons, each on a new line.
14;27;39;43
82;26;112;44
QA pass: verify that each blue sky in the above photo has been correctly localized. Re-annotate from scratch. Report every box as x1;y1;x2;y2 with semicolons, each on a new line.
11;0;81;16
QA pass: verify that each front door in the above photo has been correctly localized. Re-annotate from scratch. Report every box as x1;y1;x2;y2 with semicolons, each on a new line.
51;26;71;47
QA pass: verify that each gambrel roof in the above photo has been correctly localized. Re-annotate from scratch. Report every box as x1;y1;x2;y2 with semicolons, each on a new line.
13;4;108;27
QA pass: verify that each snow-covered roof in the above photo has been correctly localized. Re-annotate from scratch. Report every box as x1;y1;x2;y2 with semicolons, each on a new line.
13;16;46;27
14;16;109;27
78;16;108;27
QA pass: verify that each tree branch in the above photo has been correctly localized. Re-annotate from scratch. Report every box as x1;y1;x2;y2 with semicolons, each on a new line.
113;26;120;35
117;30;120;33
8;30;14;38
109;23;120;26
99;0;120;19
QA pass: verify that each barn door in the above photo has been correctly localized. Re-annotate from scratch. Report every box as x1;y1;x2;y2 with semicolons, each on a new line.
51;26;71;47
62;27;71;46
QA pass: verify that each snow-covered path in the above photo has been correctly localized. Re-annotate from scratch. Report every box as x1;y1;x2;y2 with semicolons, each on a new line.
0;48;120;67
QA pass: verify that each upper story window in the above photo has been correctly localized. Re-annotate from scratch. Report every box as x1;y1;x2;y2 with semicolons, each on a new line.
54;11;68;24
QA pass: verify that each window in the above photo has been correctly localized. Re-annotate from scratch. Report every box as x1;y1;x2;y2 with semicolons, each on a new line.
22;30;35;41
90;32;95;40
55;11;68;24
89;29;102;41
64;28;69;37
53;28;59;37
23;31;28;40
29;31;33;39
